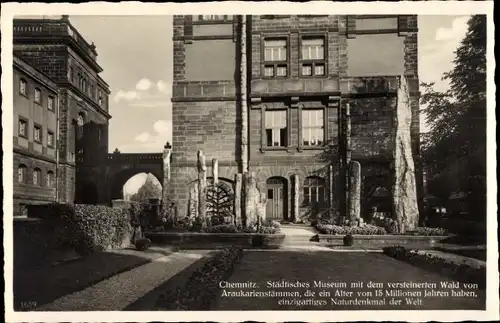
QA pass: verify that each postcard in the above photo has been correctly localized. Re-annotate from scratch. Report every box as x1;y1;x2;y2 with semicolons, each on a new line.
2;1;497;322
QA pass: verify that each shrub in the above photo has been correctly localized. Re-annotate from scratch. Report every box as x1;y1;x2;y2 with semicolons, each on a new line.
203;224;239;233
156;246;243;310
265;219;282;232
343;234;354;246
135;238;152;251
316;223;386;235
411;227;449;236
383;246;485;288
43;203;133;256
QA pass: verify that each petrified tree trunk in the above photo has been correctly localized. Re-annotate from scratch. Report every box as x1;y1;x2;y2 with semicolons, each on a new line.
234;173;243;227
188;183;199;220
292;174;300;223
240;15;249;173
197;150;208;227
212;159;218;186
244;172;264;228
348;161;361;225
392;75;419;233
162;145;172;221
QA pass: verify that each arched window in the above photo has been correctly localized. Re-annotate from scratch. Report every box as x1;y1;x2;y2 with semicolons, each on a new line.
303;176;326;205
77;113;84;126
46;171;54;188
33;168;41;185
18;164;27;183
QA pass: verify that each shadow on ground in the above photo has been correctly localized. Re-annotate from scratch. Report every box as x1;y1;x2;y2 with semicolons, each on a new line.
14;249;160;311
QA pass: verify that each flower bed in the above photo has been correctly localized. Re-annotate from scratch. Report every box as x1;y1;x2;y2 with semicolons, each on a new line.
383;246;486;289
155;246;243;310
316;223;387;235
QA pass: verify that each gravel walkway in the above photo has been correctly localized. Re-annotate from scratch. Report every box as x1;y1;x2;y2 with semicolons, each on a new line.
35;250;211;311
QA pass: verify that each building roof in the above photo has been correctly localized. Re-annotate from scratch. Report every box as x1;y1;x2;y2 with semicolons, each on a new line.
13;54;58;93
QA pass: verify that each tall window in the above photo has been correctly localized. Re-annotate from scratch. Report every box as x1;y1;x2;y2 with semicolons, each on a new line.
263;39;288;77
34;125;42;143
34;88;41;103
19;79;27;95
265;110;287;147
48;96;54;111
303;176;326;205
301;37;326;76
33;168;41;185
18;119;27;137
77;113;85;139
302;109;324;146
47;131;55;147
18;164;27;183
46;171;54;188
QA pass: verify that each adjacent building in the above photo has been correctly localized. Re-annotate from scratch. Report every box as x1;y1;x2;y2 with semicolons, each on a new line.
13;56;60;217
13;15;111;215
169;15;422;222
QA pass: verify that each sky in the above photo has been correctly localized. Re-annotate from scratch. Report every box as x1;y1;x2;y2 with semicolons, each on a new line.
30;15;472;195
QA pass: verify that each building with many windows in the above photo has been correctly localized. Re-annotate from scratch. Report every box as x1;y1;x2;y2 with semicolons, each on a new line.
169;15;422;223
13;15;111;215
13;56;60;217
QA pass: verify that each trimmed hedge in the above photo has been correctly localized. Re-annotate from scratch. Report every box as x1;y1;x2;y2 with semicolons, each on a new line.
43;203;133;256
156;246;243;310
316;223;387;235
383;246;486;289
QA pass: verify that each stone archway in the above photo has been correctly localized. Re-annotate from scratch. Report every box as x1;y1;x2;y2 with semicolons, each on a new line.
109;169;163;202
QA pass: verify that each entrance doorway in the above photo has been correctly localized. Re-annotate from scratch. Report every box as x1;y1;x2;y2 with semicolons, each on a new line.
266;177;288;221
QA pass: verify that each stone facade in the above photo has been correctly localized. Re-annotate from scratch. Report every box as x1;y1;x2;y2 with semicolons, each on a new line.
13;16;111;213
170;14;422;222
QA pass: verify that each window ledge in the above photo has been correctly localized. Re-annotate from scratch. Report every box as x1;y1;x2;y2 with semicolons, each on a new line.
299;146;327;151
260;147;289;153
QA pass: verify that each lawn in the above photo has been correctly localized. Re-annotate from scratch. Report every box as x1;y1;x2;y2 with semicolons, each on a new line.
213;251;486;311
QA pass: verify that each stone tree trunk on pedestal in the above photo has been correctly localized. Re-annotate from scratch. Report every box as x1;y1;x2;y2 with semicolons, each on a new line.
240;15;249;173
197;150;208;228
162;144;172;221
234;173;243;227
348;161;361;225
188;183;199;220
392;75;419;233
243;172;266;228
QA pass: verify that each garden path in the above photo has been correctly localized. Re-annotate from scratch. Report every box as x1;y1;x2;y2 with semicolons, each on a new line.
34;249;212;311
